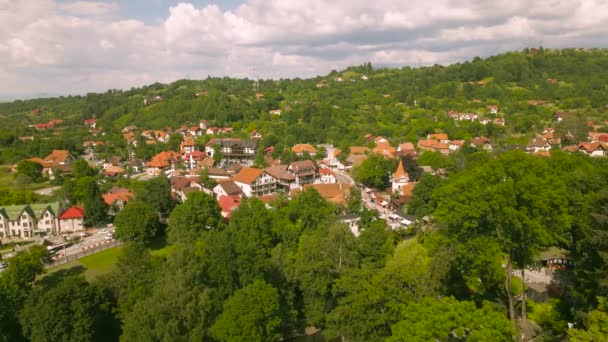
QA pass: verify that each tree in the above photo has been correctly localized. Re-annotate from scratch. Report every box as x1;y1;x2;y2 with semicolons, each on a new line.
387;297;515;341
167;192;222;243
19;277;119;342
16;160;42;182
210;280;282;342
352;154;395;189
72;159;97;179
568;297;608;341
138;176;174;220
199;167;216;189
212;144;223;163
0;245;50;341
407;174;443;217
433;152;571;325
76;176;107;227
114;201;160;244
358;219;394;268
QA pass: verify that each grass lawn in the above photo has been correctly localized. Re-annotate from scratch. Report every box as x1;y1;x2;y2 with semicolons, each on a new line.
38;246;124;288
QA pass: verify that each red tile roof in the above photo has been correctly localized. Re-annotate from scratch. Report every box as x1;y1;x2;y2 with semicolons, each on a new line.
233;167;264;185
59;206;85;219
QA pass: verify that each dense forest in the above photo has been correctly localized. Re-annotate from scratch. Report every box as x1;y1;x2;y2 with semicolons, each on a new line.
1;48;608;341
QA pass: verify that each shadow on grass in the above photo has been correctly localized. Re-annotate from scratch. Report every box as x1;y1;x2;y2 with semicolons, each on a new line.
37;265;87;289
148;233;169;251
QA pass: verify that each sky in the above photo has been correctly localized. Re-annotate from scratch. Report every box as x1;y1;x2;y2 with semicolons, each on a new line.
1;0;608;99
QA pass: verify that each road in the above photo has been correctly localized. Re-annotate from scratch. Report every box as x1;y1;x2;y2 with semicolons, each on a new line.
34;186;61;196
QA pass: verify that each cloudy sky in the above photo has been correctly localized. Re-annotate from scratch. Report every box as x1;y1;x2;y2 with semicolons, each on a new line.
1;0;607;99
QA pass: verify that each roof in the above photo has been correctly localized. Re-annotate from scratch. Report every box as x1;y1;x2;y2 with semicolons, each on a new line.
59;206;85;220
393;160;408;180
0;205;35;221
471;137;491;145
218;181;243;196
104;166;126;176
318;168;334;176
349;146;369;155
218;196;241;216
417;139;449;150
428;134;449;141
147;151;181;168
401;182;417;198
265;165;295;181
398;142;415;151
289;160;316;172
30;203;61;219
292;144;317;154
233;167;264;185
578;142;607;153
44;150;72;164
102;191;134;206
300;183;351;205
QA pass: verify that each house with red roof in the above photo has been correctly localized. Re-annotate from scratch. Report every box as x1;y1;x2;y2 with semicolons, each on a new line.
318;167;337;184
218;195;241;219
391;160;409;192
58;206;85;232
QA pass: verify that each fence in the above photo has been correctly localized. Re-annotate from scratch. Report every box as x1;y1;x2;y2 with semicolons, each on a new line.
46;240;123;269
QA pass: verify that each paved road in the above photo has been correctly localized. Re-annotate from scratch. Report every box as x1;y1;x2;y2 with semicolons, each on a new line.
34;186;61;196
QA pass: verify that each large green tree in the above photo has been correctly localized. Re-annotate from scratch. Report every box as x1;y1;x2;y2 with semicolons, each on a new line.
114;201;160;244
433;152;571;324
19;277;119;342
210;280;282;342
167;191;222;243
388;296;515;341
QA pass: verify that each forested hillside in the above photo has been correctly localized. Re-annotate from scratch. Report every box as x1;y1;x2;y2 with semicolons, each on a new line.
1;48;608;164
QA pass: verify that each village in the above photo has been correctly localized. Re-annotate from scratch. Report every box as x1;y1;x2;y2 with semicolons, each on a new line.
3;107;608;246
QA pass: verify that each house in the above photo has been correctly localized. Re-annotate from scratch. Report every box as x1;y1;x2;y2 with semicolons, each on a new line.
44;150;75;166
183;151;209;170
181;138;197;154
170;177;205;202
251;130;263;140
288;160;317;187
58;206;85;233
146;151;181;176
470;137;492;151
417;139;450;155
318;167;337;184
372;143;397;159
219;139;257;163
199;120;208;130
447;110;461;120
233;167;276;198
588;132;608;143
526;139;552;154
264;165;296;191
102;188;134;214
103;166;127;177
297;183;351;206
205;167;231;181
492;118;506;126
218;195;241;219
269;109;282;116
427;134;449;144
213;181;243;198
122;125;138;133
449;140;465;151
0;203;63;238
292;144;317;157
84;118;97;127
391;160;409;192
576;142;607;157
487;105;499;114
206;127;219;135
374;136;389;144
255;93;265;99
361;75;368;80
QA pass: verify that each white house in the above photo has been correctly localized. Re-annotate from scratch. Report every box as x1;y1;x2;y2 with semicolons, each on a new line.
58;206;85;233
318;167;337;184
233;167;277;198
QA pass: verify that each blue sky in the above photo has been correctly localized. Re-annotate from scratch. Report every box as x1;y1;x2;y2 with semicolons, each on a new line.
1;0;607;99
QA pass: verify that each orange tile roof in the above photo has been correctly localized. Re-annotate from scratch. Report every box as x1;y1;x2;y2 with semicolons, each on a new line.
300;183;351;205
292;144;317;154
349;146;368;155
148;151;181;168
233;167;264;185
417;139;449;150
427;134;449;141
44;150;71;164
393;160;408;180
59;206;85;219
102;191;134;206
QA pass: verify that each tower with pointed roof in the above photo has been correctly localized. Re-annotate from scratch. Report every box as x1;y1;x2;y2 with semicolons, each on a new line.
392;159;410;192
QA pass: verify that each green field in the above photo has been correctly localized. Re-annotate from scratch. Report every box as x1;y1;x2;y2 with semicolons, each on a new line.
38;247;124;287
0;164;54;191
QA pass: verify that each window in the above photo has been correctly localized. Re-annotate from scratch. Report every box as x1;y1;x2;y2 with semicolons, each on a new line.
45;220;50;225
22;214;27;219
23;222;28;227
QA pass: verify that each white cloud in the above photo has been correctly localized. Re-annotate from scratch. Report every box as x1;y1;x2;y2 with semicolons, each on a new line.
1;0;608;96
